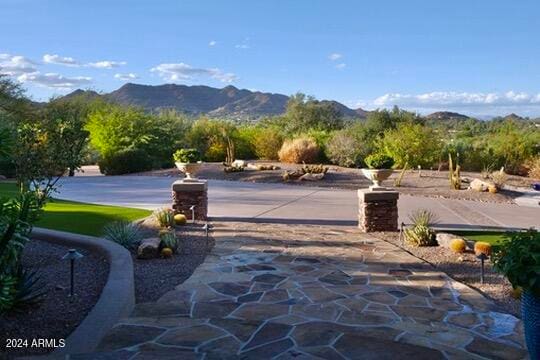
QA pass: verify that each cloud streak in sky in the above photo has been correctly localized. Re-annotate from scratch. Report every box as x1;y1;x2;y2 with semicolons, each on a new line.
150;62;237;83
18;72;92;89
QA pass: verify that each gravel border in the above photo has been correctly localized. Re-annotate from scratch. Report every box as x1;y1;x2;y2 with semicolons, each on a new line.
30;228;135;357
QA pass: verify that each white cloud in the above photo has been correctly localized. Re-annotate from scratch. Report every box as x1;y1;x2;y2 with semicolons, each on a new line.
235;38;250;49
150;62;237;83
0;54;37;75
114;73;139;81
335;63;346;70
87;60;127;69
372;91;540;108
43;54;80;67
328;53;342;61
209;40;217;46
18;72;92;89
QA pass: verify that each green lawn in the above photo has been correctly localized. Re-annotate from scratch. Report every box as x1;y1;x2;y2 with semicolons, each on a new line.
452;230;509;247
0;182;151;236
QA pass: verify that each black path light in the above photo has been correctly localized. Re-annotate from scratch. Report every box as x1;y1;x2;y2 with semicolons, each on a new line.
62;249;84;297
477;253;488;284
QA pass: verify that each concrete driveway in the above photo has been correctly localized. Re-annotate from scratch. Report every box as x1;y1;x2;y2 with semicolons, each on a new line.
56;176;540;230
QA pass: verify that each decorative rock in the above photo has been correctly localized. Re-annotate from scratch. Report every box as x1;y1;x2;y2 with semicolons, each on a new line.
299;173;324;181
436;232;474;250
137;237;161;259
469;178;493;192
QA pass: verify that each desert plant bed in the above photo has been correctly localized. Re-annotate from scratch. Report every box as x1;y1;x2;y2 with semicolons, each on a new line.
132;223;214;303
377;232;520;317
134;162;532;204
0;239;108;358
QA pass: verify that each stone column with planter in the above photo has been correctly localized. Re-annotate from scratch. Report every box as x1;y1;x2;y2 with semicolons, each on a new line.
358;189;399;232
172;180;208;221
358;153;399;232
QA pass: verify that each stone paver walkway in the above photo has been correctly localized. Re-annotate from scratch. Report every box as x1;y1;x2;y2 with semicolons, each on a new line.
93;223;527;359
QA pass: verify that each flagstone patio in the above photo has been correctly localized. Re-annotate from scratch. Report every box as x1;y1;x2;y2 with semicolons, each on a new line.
92;222;527;359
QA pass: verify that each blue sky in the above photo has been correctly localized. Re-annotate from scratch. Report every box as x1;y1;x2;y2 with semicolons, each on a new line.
1;0;540;117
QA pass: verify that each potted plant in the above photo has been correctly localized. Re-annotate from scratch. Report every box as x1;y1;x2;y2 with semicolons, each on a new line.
493;229;540;358
173;148;202;179
362;153;395;189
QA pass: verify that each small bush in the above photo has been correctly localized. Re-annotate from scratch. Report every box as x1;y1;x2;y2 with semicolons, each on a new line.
251;127;283;160
474;241;492;257
365;153;394;169
449;238;467;253
0;267;45;314
326;131;361;167
278;137;320;164
490;168;508;190
153;208;174;228
98;148;153;175
173;148;200;163
103;221;142;249
527;157;540;179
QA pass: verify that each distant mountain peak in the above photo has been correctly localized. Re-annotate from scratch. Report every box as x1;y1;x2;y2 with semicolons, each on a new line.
426;111;470;120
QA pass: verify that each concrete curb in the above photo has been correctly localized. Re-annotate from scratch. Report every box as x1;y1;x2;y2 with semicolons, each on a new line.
31;227;135;357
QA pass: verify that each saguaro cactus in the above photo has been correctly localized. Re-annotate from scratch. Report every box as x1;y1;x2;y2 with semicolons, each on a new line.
449;153;461;190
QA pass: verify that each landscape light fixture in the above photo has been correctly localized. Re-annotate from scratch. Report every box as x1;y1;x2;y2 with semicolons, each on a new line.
62;249;84;297
189;205;196;223
476;253;488;284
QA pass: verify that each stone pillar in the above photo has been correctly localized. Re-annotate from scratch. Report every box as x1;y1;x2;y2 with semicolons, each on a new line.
172;180;208;221
358;189;399;232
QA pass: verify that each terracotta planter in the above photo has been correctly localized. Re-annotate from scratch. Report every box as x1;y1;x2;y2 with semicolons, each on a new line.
175;162;202;180
361;168;393;189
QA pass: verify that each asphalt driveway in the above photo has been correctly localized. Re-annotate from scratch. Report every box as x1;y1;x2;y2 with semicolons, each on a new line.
56;176;540;230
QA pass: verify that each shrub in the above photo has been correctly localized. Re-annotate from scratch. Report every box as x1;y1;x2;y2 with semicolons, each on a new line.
404;209;438;247
490;168;508;190
326;131;361;167
173;148;200;163
278;137;319;164
153;208;174;228
0;267;45;314
98;148;153;175
474;241;492;257
252;127;284;160
493;230;540;296
364;153;394;169
103;221;142;249
449;238;467;253
527;156;540;179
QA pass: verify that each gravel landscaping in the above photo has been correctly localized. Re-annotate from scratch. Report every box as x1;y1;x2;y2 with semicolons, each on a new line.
138;161;534;204
132;224;214;303
377;232;520;317
0;239;108;358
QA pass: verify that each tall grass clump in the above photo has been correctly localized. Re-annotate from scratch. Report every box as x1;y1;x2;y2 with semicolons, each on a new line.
103;221;142;249
278;136;319;164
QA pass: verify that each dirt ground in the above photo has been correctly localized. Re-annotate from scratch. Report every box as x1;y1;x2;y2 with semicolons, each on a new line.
138;161;535;204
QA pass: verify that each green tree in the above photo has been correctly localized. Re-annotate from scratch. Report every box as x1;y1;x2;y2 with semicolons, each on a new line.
378;122;441;168
281;93;344;134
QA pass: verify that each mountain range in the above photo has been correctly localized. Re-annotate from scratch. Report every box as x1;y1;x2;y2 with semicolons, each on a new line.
64;83;538;123
65;83;368;120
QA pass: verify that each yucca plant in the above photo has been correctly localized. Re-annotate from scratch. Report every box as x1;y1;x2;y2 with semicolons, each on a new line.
0;266;45;314
405;209;438;246
153;208;174;228
103;221;142;249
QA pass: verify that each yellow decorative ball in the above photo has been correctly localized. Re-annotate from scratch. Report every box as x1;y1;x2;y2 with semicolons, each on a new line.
161;247;173;258
474;241;492;257
449;238;467;253
174;214;187;225
512;287;523;299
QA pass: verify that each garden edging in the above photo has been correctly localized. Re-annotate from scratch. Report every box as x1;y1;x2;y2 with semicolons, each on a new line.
30;227;135;357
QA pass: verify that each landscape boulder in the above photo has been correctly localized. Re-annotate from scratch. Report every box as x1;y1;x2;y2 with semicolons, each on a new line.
299;173;325;181
436;232;474;250
137;237;161;259
469;178;492;192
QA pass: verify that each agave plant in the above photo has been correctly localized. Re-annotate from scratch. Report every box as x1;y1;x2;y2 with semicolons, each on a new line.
103;221;142;249
405;209;438;246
